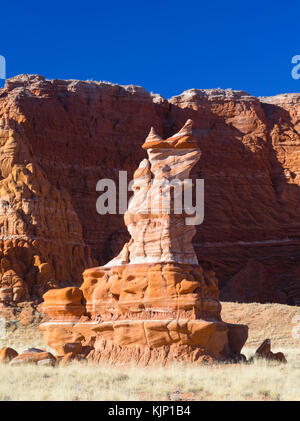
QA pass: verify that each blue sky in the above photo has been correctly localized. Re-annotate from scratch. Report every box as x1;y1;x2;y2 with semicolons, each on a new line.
0;0;299;97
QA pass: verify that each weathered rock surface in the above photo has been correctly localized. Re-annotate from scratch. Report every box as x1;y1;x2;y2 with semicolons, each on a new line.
40;122;248;365
0;75;299;304
9;349;56;366
59;352;87;366
0;346;18;363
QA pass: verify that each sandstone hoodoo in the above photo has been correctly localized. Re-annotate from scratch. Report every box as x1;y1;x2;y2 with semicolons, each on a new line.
41;121;248;365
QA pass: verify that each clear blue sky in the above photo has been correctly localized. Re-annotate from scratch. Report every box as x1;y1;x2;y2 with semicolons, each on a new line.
0;0;299;97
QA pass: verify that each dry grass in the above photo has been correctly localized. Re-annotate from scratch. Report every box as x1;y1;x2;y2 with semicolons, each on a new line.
0;351;299;401
0;301;299;401
0;316;49;354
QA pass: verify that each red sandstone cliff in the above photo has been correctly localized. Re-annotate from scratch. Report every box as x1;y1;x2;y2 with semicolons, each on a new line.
0;74;299;305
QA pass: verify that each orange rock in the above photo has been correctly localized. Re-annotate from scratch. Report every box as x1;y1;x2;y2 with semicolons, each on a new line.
80;263;220;319
40;123;248;365
39;324;85;355
59;352;86;366
142;119;198;149
10;350;56;366
1;76;300;305
62;342;82;354
42;287;85;319
0;346;18;363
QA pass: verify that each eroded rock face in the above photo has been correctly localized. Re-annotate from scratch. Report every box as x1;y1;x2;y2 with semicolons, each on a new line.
40;122;248;365
0;76;299;305
0;76;99;304
169;90;300;305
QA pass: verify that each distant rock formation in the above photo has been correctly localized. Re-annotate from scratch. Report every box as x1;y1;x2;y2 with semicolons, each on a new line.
0;75;299;305
40;122;248;365
254;339;287;363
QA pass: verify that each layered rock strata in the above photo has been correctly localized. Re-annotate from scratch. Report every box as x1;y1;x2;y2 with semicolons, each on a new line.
0;75;299;304
0;79;98;304
41;122;248;365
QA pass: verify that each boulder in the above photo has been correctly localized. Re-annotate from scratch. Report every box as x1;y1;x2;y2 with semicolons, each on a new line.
10;351;56;366
59;352;87;366
62;342;83;355
255;339;287;363
0;346;18;363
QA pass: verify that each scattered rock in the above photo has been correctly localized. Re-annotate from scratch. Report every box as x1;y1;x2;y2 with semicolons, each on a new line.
270;352;287;363
0;346;18;363
10;351;56;366
255;339;287;363
36;358;56;367
62;342;82;355
59;352;87;366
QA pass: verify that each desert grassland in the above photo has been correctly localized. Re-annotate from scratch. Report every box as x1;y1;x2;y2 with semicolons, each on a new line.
0;349;299;401
0;301;299;401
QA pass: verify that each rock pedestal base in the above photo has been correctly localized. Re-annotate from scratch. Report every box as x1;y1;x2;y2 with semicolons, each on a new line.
40;262;248;364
